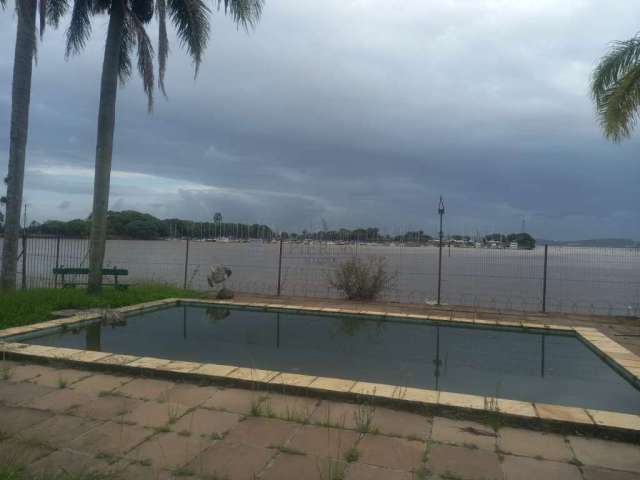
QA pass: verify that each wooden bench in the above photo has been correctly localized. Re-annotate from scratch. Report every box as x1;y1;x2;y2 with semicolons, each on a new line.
53;267;129;289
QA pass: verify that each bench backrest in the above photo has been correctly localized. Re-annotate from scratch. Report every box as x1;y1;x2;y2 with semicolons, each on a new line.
53;267;128;276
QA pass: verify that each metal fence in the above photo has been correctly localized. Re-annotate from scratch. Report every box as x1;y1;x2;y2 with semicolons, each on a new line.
1;234;639;317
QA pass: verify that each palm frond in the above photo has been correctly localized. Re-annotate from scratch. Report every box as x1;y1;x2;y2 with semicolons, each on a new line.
39;0;47;38
592;35;640;141
0;0;7;10
118;14;135;85
596;64;640;141
46;0;70;30
126;6;155;111
218;0;262;29
168;0;210;75
65;0;92;57
157;0;169;96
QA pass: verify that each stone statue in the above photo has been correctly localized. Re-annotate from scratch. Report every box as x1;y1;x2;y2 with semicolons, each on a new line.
207;265;234;299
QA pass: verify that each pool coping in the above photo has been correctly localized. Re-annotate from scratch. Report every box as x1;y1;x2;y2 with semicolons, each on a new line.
1;297;639;437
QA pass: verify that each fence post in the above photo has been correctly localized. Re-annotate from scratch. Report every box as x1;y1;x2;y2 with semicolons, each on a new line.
437;197;445;305
277;235;283;296
542;244;548;313
21;230;27;290
183;237;190;289
54;235;61;288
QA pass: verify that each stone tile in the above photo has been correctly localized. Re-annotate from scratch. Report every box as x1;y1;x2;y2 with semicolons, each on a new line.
191;363;237;377
28;449;115;478
71;373;133;394
189;441;273;479
0;406;52;436
372;407;430;440
345;463;413;480
439;391;486;410
588;410;640;431
428;443;502;480
26;388;97;413
227;367;279;383
310;376;356;393
96;354;140;366
69;421;152;457
122;401;188;428
127;431;207;470
18;414;101;448
1;363;55;382
261;392;319;421
582;467;640;480
270;372;318;388
0;438;53;465
160;383;219;408
398;387;439;404
289;424;360;458
497;427;572;461
0;380;56;405
173;408;241;438
568;436;640;473
501;455;582;480
225;417;299;448
115;377;174;400
351;381;400;398
202;387;260;415
29;367;91;388
431;416;496;451
310;400;367;429
69;350;113;362
158;360;202;374
535;403;593;424
358;434;424;471
497;398;537;418
73;393;143;420
261;452;327;480
114;463;174;480
127;357;172;370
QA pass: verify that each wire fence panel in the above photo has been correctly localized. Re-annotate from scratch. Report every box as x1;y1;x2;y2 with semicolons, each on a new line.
1;235;638;317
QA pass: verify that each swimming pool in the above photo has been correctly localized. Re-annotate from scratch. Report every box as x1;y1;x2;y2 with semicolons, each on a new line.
19;303;640;414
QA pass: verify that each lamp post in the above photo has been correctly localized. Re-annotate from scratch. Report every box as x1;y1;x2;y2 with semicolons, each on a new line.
437;196;445;305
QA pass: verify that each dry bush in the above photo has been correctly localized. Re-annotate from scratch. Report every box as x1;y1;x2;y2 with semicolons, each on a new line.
328;256;396;301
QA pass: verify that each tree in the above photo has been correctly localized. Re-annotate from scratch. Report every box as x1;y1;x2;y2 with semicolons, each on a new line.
592;35;640;141
65;0;263;292
0;0;69;290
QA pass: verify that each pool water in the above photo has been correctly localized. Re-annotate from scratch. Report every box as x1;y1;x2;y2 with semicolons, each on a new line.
24;305;640;413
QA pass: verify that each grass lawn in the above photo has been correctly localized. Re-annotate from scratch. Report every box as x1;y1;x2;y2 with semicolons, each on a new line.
0;284;200;329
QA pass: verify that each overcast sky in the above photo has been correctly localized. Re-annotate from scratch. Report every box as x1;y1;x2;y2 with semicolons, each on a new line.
1;0;639;240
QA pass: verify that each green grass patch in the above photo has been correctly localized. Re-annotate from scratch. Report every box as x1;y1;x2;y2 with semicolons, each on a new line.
0;284;200;329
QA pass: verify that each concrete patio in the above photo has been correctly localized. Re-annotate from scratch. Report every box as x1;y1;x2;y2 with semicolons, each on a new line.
0;360;639;479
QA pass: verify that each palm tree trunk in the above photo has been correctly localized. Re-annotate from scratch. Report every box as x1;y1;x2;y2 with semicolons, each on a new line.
0;0;37;291
87;0;125;294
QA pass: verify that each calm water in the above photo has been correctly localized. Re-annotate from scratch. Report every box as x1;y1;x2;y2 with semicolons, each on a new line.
2;238;639;315
24;305;640;413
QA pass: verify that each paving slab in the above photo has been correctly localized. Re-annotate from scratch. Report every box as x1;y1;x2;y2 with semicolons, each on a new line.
371;406;431;440
28;449;116;478
582;467;640;480
427;443;502;480
114;462;174;480
358;434;424;471
26;388;97;413
535;403;592;424
0;363;56;382
160;382;219;408
568;436;640;473
310;400;369;430
71;373;133;394
224;417;299;448
260;452;327;480
431;416;497;451
345;462;413;480
288;424;360;458
73;393;144;420
261;392;319;421
501;455;582;480
18;414;101;448
172;408;241;438
29;367;91;388
122;401;189;428
127;431;208;470
0;380;56;405
0;438;53;465
188;441;274;479
115;377;175;400
202;387;261;415
0;406;52;436
69;420;152;457
497;427;572;462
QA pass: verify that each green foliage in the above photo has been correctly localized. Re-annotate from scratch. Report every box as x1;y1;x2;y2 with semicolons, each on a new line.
592;35;640;141
328;256;396;301
483;232;535;249
0;284;198;328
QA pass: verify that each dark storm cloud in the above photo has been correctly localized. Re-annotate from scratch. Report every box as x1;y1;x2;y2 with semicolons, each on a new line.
1;0;639;239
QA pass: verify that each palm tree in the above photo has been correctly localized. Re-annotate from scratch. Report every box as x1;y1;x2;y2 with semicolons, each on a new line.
65;0;262;293
0;0;69;291
592;35;640;141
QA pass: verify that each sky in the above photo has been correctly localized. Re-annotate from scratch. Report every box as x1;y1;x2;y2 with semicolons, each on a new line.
1;0;639;240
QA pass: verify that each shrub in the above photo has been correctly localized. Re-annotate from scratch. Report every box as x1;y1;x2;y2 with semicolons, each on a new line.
328;256;396;301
